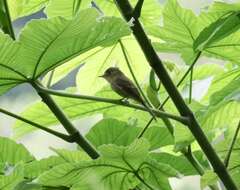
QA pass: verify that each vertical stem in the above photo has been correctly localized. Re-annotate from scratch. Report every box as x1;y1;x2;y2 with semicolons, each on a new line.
224;120;240;168
114;1;237;189
0;0;15;39
32;81;99;159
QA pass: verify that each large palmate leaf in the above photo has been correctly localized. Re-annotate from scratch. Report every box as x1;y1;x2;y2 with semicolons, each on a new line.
153;0;240;65
17;8;130;79
42;0;160;87
194;2;240;65
0;33;22;96
24;156;65;179
0;8;130;96
38;139;178;190
0;137;34;165
86;118;173;150
199;77;240;133
45;0;161;28
51;148;91;163
152;0;199;64
151;152;195;176
8;0;48;21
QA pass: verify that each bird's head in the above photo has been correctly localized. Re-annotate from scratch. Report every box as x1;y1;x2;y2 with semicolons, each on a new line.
99;67;123;82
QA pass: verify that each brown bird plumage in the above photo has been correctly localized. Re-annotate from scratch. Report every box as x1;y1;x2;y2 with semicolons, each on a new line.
100;67;156;120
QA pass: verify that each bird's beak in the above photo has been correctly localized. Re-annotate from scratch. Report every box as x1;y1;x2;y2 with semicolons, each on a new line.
99;75;105;78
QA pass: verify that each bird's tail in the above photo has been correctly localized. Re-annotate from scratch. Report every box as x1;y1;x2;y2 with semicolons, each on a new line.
141;100;157;121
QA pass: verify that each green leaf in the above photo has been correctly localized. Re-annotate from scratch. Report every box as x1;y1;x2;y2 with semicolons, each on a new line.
151;151;208;176
196;2;240;65
0;163;24;190
86;118;140;147
0;33;22;96
142;126;174;150
210;78;240;106
0;8;130;96
38;139;178;190
8;0;48;21
151;0;199;64
86;118;173;150
200;170;218;189
24;156;65;179
45;0;161;32
194;12;240;51
201;101;240;135
0;137;34;165
45;0;119;19
192;63;225;81
14;182;42;190
51;148;91;163
43;1;160;86
201;68;240;104
18;8;130;79
76;38;149;95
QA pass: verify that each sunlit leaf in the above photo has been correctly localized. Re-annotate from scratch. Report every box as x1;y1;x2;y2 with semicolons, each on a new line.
0;137;34;164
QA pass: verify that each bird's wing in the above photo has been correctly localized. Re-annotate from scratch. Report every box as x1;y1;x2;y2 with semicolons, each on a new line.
114;77;143;103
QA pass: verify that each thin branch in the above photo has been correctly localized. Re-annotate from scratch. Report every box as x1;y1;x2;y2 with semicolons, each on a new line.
35;84;189;125
189;68;193;104
224;120;240;168
229;164;240;172
0;107;73;142
119;40;157;120
160;51;202;108
46;70;55;88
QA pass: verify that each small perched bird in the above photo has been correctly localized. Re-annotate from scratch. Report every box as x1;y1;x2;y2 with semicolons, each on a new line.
100;67;156;120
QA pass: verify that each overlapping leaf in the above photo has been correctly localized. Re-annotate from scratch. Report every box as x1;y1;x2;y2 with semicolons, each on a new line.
86;118;173;150
38;139;178;190
42;0;160;87
0;136;34;164
153;0;240;65
0;8;130;96
152;0;199;64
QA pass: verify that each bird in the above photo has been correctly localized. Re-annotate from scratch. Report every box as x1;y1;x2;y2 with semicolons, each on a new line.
99;67;157;120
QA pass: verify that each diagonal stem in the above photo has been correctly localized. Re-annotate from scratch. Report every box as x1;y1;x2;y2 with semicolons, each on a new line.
31;80;99;159
0;107;73;142
139;51;202;138
114;1;237;189
224;120;240;168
